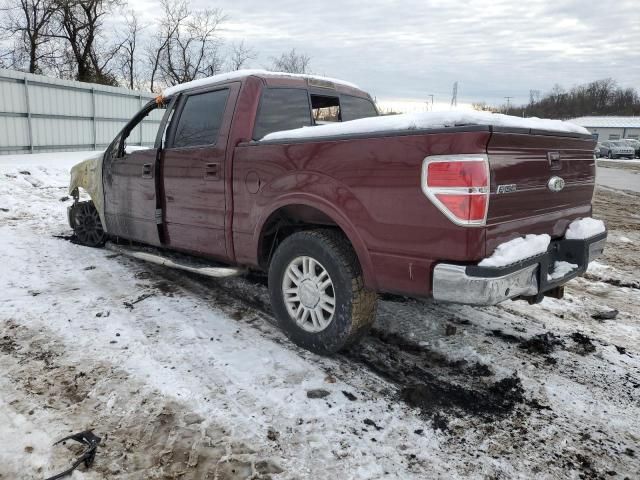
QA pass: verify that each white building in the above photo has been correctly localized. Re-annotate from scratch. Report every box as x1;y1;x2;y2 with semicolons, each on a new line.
570;116;640;141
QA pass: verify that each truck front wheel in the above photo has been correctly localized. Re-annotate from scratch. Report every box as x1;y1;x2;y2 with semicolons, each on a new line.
70;201;106;247
268;229;377;355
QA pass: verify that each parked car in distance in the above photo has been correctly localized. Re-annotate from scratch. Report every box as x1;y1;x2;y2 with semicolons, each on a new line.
598;140;636;159
622;138;640;158
66;70;607;354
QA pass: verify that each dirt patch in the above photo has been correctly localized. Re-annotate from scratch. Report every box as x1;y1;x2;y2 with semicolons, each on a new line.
345;331;525;419
519;332;564;355
570;332;597;355
489;329;521;343
0;323;283;480
399;375;524;416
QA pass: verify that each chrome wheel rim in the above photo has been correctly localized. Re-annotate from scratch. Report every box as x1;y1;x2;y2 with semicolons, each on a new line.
282;256;336;333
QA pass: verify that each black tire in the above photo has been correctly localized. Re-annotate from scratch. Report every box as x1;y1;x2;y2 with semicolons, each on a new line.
607;151;613;159
71;201;107;247
268;229;377;355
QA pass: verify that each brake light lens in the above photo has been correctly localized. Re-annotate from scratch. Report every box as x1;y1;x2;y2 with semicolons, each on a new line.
421;155;490;226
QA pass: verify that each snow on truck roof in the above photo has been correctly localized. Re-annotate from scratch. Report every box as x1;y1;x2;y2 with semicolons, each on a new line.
261;110;590;141
162;69;360;97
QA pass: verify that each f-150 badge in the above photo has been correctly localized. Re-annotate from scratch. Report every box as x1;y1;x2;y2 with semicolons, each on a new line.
496;184;517;194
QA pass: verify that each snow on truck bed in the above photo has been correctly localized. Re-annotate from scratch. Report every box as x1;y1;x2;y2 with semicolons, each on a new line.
261;110;590;141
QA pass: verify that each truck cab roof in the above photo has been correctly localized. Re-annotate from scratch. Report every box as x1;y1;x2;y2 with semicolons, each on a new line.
161;69;370;99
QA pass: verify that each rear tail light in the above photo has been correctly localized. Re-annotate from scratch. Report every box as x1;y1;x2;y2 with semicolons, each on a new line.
421;154;490;226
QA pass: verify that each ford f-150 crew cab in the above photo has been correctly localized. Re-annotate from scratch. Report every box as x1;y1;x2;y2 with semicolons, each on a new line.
67;70;607;354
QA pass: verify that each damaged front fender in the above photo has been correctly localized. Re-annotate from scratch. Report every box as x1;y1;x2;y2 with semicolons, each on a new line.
69;152;106;231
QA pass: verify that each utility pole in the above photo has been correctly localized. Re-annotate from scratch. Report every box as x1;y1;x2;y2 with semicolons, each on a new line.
428;94;434;111
450;82;458;108
504;96;512;111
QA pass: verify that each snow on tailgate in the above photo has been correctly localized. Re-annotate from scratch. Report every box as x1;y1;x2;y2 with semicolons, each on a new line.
261;110;590;141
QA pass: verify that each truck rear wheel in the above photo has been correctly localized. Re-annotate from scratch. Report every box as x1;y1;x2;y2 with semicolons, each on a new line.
70;201;106;247
268;229;377;355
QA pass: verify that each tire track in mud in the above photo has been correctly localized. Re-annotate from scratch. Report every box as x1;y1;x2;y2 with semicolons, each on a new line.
128;260;531;426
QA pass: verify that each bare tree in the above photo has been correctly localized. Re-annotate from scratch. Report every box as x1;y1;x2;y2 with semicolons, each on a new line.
147;0;188;92
0;0;58;73
50;0;123;85
228;40;255;70
147;0;226;92
117;10;143;89
270;48;310;74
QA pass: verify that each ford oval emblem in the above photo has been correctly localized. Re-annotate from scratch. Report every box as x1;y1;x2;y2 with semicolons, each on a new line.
547;176;565;192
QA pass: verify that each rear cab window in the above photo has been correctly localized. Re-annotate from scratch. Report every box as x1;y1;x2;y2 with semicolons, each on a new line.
311;95;341;124
253;86;378;140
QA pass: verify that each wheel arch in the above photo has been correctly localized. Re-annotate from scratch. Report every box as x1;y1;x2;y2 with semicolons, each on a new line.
256;198;377;290
69;154;107;230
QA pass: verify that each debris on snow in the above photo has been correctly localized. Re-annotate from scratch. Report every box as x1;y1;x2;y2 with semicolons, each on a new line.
565;217;606;240
45;430;101;480
342;391;357;401
445;324;457;336
479;234;550;267
591;309;619;321
306;389;331;399
363;418;383;431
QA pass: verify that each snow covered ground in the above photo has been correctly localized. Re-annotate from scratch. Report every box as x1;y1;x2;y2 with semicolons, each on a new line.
596;163;640;193
1;153;639;479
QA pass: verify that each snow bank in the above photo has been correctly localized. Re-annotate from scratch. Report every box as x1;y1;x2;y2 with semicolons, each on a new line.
261;110;590;141
162;69;359;97
478;234;551;267
548;261;578;281
565;217;606;240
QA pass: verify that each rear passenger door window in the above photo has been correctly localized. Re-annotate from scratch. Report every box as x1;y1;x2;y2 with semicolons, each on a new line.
171;89;230;148
253;88;311;139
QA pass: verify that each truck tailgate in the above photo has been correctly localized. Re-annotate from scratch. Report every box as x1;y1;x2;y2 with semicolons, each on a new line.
485;129;596;254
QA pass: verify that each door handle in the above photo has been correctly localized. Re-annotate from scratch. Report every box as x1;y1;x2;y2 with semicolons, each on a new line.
142;163;153;178
205;163;220;180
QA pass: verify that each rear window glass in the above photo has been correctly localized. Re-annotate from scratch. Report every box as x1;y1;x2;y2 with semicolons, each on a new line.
173;89;229;148
311;94;340;124
254;88;311;139
341;95;378;121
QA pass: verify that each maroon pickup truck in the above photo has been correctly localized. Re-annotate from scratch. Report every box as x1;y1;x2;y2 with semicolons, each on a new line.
68;71;606;354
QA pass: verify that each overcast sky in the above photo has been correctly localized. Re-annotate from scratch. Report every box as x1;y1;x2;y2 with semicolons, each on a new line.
131;0;640;111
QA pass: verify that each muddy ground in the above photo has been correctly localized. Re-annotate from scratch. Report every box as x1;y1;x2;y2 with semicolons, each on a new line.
0;160;639;479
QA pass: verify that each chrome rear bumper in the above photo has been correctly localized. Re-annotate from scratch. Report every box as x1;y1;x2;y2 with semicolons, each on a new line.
433;263;538;305
432;232;607;306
